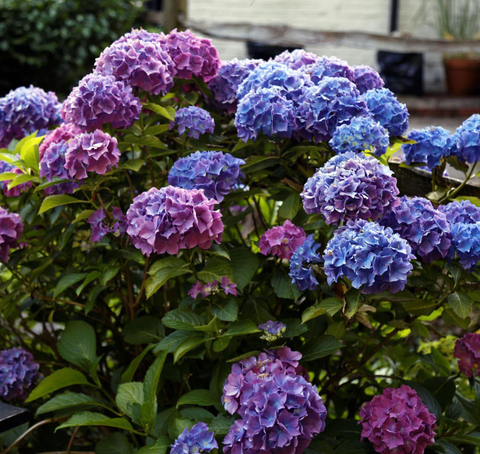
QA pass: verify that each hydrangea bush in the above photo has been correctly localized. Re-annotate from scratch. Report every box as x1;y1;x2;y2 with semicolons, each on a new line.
1;29;480;454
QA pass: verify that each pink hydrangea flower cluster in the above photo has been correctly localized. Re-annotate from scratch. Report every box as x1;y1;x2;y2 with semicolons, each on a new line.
0;207;23;262
259;220;306;260
126;186;224;256
65;130;120;179
188;276;237;299
360;385;436;454
39;123;82;160
454;332;480;377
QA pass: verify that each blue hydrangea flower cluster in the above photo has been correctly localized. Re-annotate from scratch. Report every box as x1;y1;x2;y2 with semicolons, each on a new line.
329;116;389;156
235;87;297;142
403;127;452;170
171;422;218;454
222;348;327;454
208;58;261;113
307;56;353;84
236;62;311;102
351;65;385;94
363;88;409;137
450;114;480;163
296;77;367;143
258;321;287;341
0;85;62;147
170;106;215;139
289;234;322;291
380;196;451;263
439;200;480;225
301;152;399;225
40;141;78;195
323;220;414;294
273;49;319;70
168;150;245;202
0;347;40;401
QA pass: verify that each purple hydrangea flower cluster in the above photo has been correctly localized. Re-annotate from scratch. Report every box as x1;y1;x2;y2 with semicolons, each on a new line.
274;49;319;70
0;207;23;262
296;77;367;143
40;142;78;195
235;87;297;142
236;62;311;102
168;150;245;202
403;127;452;170
126;186;224;256
209;59;261;113
115;29;167;45
351;65;385;94
301;152;399;225
61;74;142;131
363;88;409;137
259;220;306;260
329;116;389;156
0;159;33;197
258;321;287;341
450;114;480;163
39;123;82;160
88;208;127;243
95;38;176;95
222;347;327;454
170;107;215;139
289;234;322;291
439;200;480;225
380;196;451;264
324;220;414;294
360;385;436;454
0;85;61;147
0;347;40;401
307;56;353;85
164;29;220;82
454;332;480;377
171;422;218;454
65;130;120;179
188;276;238;299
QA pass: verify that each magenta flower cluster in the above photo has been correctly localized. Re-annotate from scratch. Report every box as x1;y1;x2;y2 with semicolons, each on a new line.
301;152;399;225
0;159;33;197
0;207;23;262
88;208;127;243
188;276;237;299
0;347;40;401
259;220;306;260
126;186;224;256
170;106;215;139
39;123;81;160
360;385;436;454
454;332;480;377
171;422;218;454
222;347;327;454
65;130;120;179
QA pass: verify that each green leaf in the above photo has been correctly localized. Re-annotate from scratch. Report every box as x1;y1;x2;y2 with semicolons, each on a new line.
116;382;144;417
224;248;259;291
123;158;144;171
243;156;279;173
283;318;309;338
0;172;20;181
271;268;301;300
36;392;99;415
180;408;214;422
120;345;154;384
278;193;301;220
447;292;472;319
142;351;168;431
146;257;191;298
123;316;164;345
225;320;260;337
26;368;90;402
144;103;176;121
56;411;134;432
213;336;230;352
7;174;36;189
177;389;218;408
174;337;206;363
76;271;101;297
39;194;84;214
54;273;88;298
302;335;343;362
198;258;234;283
209;414;236;436
154;331;202;354
443;307;470;330
162;309;203;331
433;441;462;454
302;297;343;323
95;433;134;454
405;299;437;316
135;436;170;454
211;298;238;322
21;136;42;171
100;265;120;286
402;380;442;421
73;209;95;224
208;243;230;259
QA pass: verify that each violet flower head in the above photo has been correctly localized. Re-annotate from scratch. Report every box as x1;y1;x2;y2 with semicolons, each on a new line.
351;65;385;94
164;29;220;82
379;196;452;264
126;186;224;256
273;49;319;70
306;56;354;84
259;220;306;260
0;85;61;148
0;159;33;197
112;207;127;237
168;151;245;202
61;73;142;131
208;58;261;113
454;333;480;377
222;347;327;454
403;127;452;170
289;234;322;291
324;220;414;294
296;77;367;143
301;152;399;225
88;209;109;243
363;88;409;137
95;38;176;95
258;321;287;341
329;115;390;156
235;87;297;142
114;29;167;45
87;207;128;244
0;347;40;401
360;385;436;454
170;107;215;140
39;123;82;160
65;130;120;179
188;277;237;299
0;207;23;262
439;200;480;225
171;422;218;454
40;141;78;195
450;114;480;163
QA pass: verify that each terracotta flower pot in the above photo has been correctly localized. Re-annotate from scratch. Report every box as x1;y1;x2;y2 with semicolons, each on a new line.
444;58;480;96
